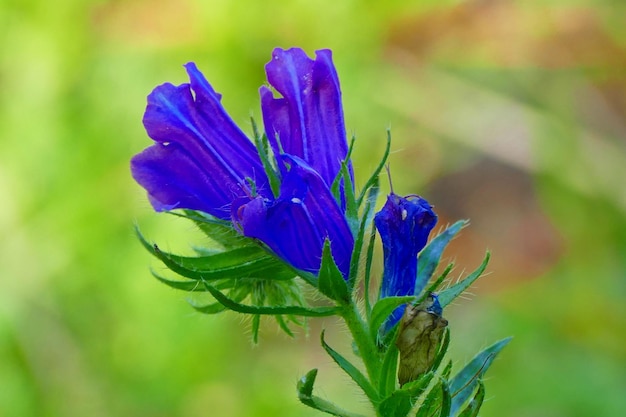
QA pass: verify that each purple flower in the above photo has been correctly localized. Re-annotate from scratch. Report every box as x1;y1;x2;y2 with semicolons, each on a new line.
131;48;354;277
374;193;438;326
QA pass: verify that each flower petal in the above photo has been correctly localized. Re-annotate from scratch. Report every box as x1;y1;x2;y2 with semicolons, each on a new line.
375;194;438;326
260;48;352;188
232;155;354;277
133;63;269;218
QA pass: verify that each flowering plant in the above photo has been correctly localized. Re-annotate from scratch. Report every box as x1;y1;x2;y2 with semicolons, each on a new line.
131;47;509;417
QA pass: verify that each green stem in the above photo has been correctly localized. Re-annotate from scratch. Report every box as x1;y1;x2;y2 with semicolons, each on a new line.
340;302;382;391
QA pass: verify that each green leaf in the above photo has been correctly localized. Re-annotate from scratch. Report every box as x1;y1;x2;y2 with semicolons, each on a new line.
251;314;260;344
429;328;451;376
192;286;249;314
318;240;350;304
320;330;380;403
378;327;399;398
424;263;454;295
136;227;294;281
171;210;246;248
297;369;368;417
363;221;377;320
415;220;468;297
457;380;485;417
348;182;379;292
369;296;415;343
150;270;206;292
377;372;433;417
356;129;391;208
199;282;343;317
439;380;452;417
438;252;490;308
449;337;511;415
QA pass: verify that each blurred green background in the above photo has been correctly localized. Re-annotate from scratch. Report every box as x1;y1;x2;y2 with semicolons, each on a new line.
1;0;625;416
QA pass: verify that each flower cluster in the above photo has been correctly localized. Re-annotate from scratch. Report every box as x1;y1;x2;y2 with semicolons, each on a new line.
131;47;507;417
132;48;353;277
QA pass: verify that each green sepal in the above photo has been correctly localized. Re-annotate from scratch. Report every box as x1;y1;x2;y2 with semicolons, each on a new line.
457;380;485;417
318;240;350;304
377;371;433;417
199;282;342;317
356;129;391;208
320;330;380;404
251;314;261;344
348;182;379;292
438;252;490;308
448;337;511;415
415;220;468;297
297;369;368;417
369;296;415;343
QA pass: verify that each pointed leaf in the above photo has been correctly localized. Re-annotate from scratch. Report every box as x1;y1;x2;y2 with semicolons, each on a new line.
439;380;452;417
318;241;350;304
377;372;433;417
137;227;294;281
200;282;342;317
321;330;379;403
357;129;391;208
415;220;467;297
438;252;490;308
251;118;281;198
348;182;379;292
378;328;399;398
151;270;206;292
458;380;485;417
297;369;368;417
369;296;415;342
449;337;511;415
363;220;377;320
173;210;247;248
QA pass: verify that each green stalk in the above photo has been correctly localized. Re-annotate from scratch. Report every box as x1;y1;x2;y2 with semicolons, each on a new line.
340;302;382;393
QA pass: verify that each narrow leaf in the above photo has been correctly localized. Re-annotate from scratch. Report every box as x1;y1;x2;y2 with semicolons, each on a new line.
357;129;391;208
348;182;379;292
151;270;205;292
438;252;490;308
458;380;485;417
377;372;433;417
378;329;399;398
415;220;467;297
252;119;281;198
449;337;511;415
321;330;379;403
363;220;377;320
297;369;368;417
439;380;452;417
200;282;342;317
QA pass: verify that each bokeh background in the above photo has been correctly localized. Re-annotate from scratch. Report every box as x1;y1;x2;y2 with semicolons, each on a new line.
1;0;625;416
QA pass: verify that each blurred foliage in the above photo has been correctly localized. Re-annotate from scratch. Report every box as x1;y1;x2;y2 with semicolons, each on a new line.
1;0;625;416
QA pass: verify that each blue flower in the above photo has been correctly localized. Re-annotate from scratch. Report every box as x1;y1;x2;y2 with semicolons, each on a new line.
374;193;438;327
131;48;354;277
